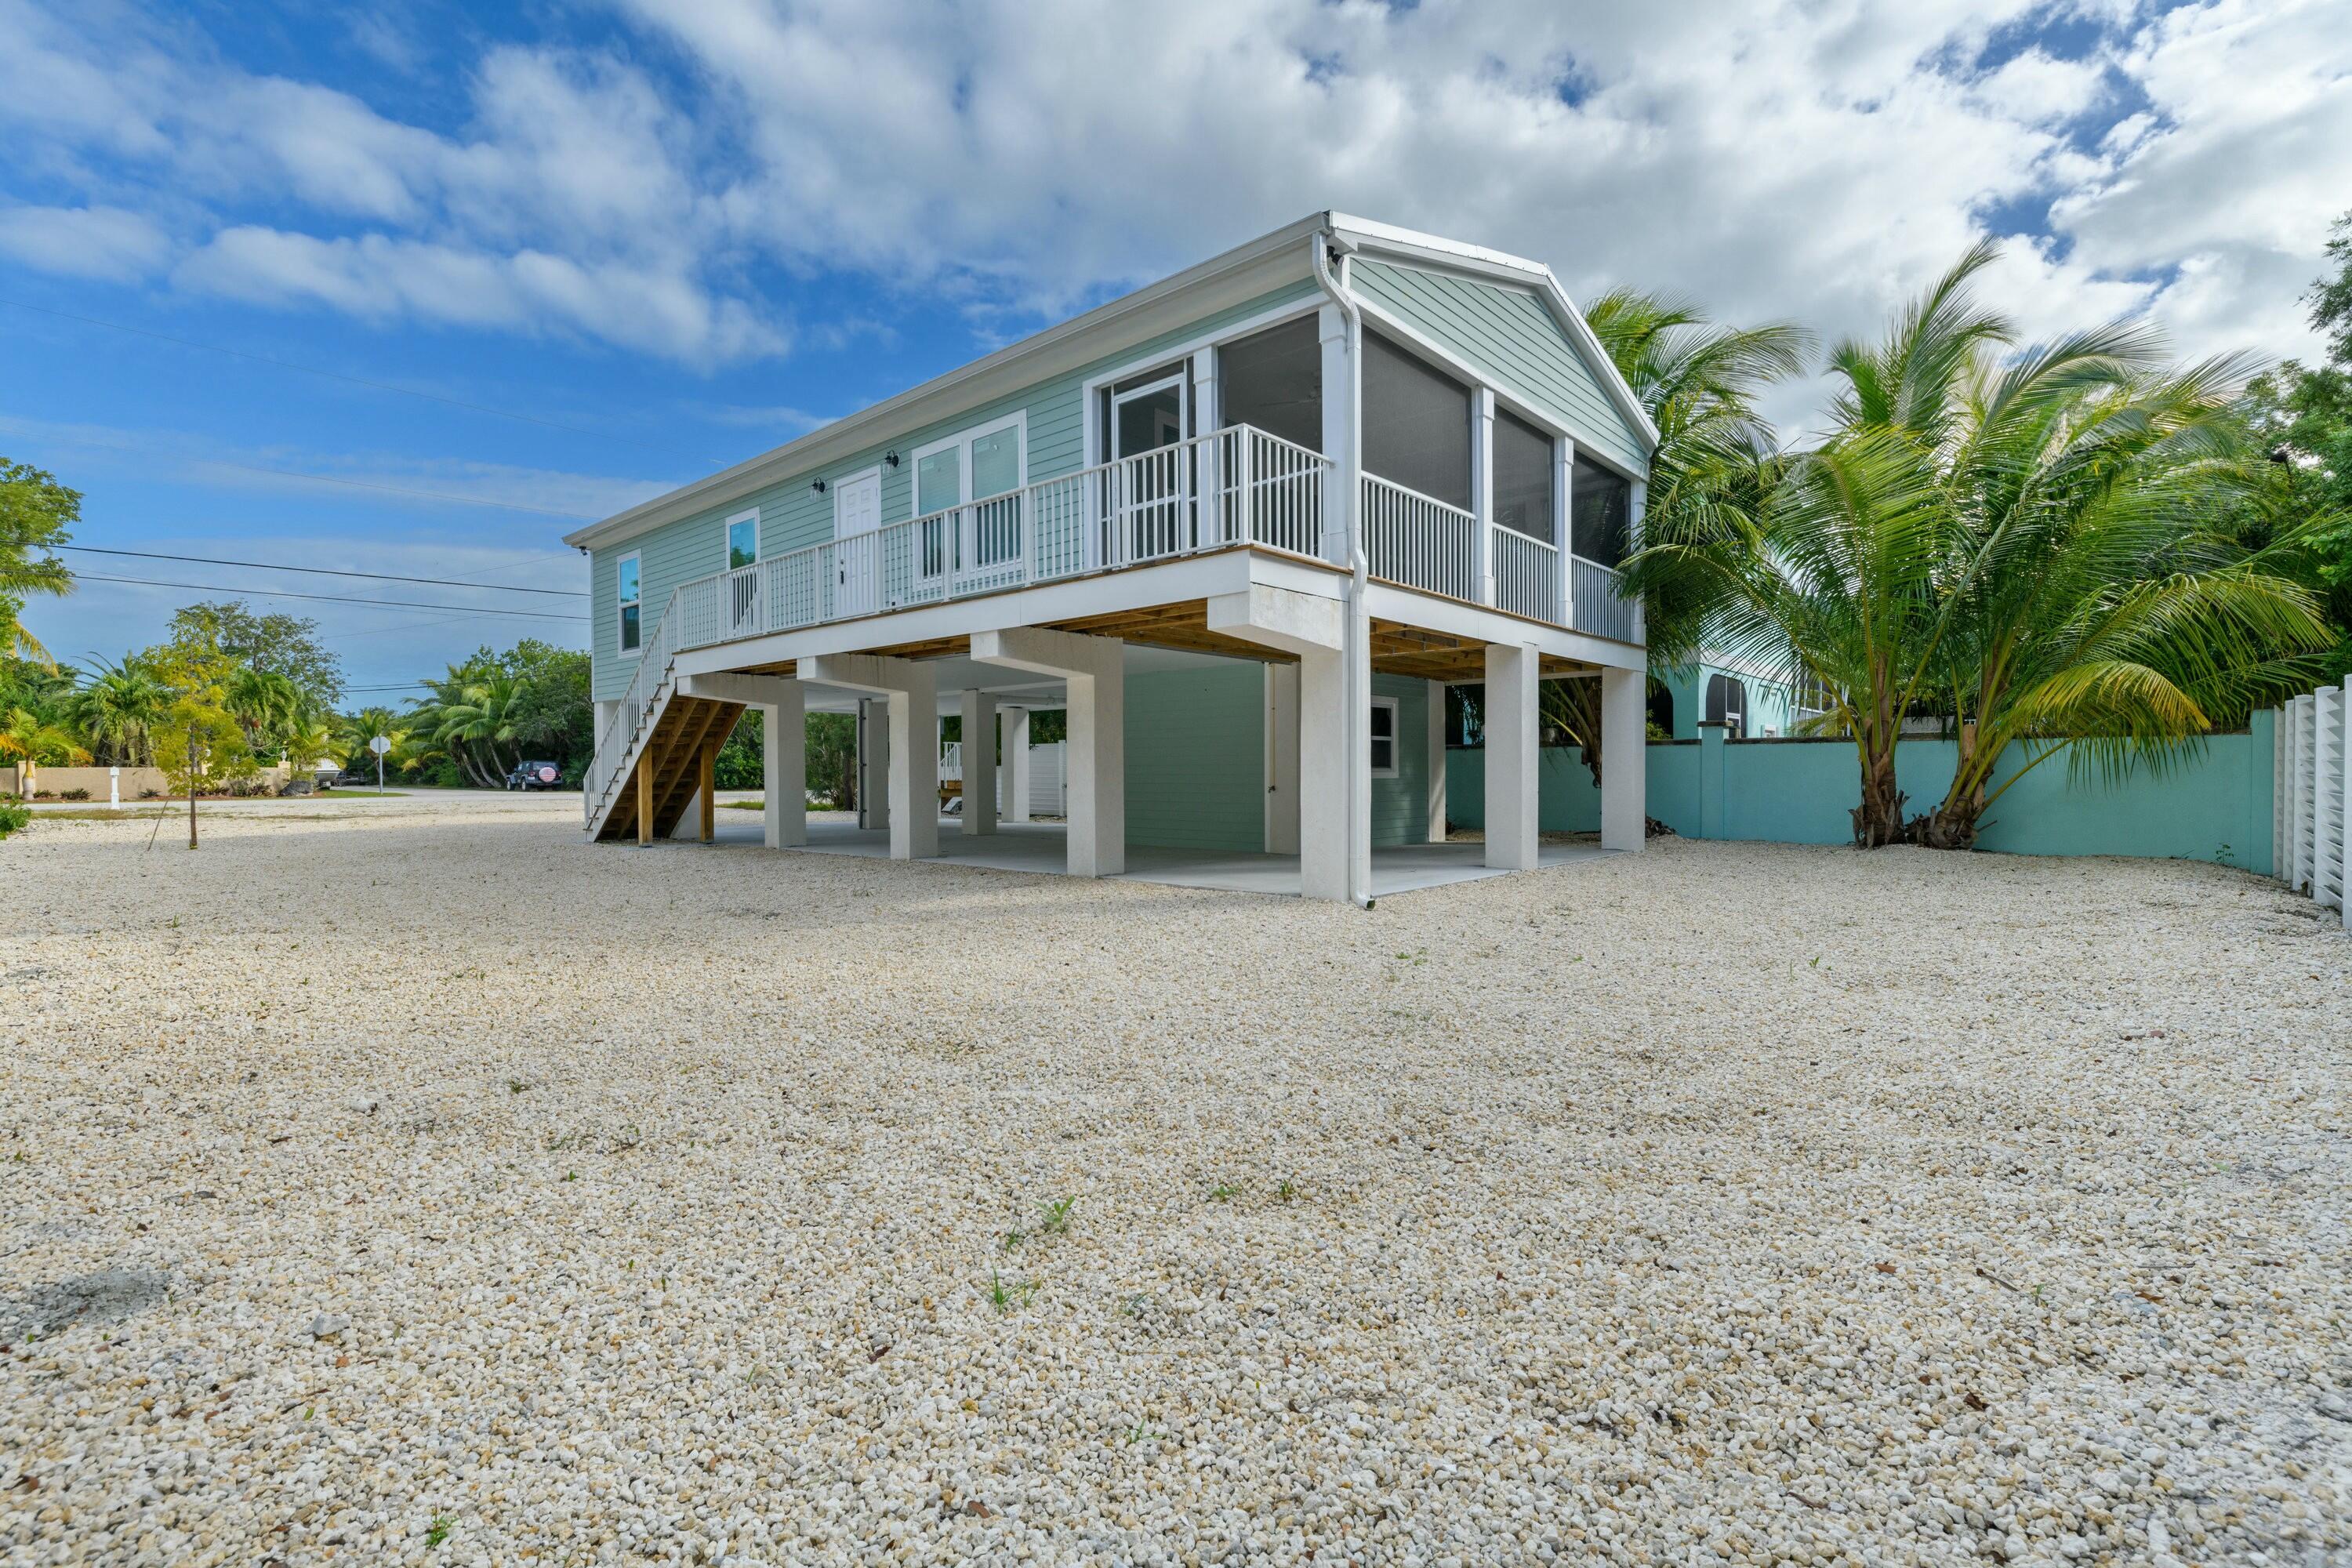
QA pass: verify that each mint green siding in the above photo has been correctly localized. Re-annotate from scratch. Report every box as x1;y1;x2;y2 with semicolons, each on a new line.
590;279;1323;700
1351;259;1645;476
1368;673;1433;847
1658;662;1798;739
1124;663;1265;851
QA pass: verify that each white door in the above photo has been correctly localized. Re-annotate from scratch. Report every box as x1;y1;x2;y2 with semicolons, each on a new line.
833;470;884;616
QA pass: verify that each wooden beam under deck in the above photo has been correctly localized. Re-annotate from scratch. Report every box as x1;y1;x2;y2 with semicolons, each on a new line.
724;599;1598;683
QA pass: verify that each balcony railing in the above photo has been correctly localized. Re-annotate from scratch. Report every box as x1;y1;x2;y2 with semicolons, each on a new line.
586;423;1642;825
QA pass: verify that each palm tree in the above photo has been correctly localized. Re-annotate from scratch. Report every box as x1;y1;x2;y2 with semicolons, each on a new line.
337;706;408;771
64;654;170;765
227;667;306;757
416;669;532;787
1913;345;2328;846
1552;292;1809;782
0;705;91;769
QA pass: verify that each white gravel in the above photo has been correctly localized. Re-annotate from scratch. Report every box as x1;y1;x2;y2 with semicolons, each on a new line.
1;799;2347;1566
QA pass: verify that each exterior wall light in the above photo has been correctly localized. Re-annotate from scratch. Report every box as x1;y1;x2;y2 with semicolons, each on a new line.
811;478;829;495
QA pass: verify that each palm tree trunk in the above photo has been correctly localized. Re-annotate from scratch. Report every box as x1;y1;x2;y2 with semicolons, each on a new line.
1849;677;1908;846
1918;720;1986;849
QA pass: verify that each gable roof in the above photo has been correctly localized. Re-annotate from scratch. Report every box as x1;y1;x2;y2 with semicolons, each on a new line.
565;212;1657;553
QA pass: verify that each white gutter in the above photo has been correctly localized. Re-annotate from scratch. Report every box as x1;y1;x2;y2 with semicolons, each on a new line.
1311;230;1374;909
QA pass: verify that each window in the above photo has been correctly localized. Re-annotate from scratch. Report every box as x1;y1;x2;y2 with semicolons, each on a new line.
1571;456;1632;568
615;553;641;653
727;510;758;571
913;413;1028;571
1492;409;1556;542
1704;673;1748;737
1363;331;1472;509
1370;695;1399;777
1218;316;1322;452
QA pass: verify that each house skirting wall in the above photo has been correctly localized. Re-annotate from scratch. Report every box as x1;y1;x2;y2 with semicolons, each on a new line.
1120;662;1441;854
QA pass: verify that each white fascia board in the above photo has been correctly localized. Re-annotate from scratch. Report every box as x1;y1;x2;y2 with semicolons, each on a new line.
566;213;1334;554
1327;213;1662;458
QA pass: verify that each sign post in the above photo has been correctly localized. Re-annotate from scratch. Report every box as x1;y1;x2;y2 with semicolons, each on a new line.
368;734;390;791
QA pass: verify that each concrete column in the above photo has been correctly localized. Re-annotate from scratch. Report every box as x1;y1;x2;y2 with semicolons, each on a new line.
1318;303;1354;568
1472;387;1497;607
1207;584;1359;901
857;698;889;831
1425;678;1448;844
1192;346;1221;544
1000;706;1031;825
764;686;805;849
970;630;1125;877
1600;664;1647;852
960;688;997;835
1483;643;1539;870
1628;477;1648;644
1264;663;1301;856
805;655;938;861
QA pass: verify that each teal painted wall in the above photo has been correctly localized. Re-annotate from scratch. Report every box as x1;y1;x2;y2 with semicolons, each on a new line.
590;278;1324;700
1124;663;1265;852
1370;673;1434;847
1446;727;2278;872
1349;258;1646;475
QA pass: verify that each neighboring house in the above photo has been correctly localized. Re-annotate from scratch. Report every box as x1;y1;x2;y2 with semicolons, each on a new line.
1653;657;1812;739
567;212;1656;902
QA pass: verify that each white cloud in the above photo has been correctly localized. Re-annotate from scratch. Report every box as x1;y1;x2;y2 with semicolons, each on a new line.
0;203;169;281
0;0;2343;400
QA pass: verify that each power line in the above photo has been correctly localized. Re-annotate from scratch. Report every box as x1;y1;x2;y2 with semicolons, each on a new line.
0;296;724;465
57;544;586;597
73;572;586;620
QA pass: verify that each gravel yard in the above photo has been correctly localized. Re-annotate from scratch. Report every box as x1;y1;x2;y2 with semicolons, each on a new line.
2;800;2347;1567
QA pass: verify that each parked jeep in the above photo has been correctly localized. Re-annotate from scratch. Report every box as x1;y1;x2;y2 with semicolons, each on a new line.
506;760;563;791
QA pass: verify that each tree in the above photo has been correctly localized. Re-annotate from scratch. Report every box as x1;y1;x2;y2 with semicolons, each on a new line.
168;601;344;710
1568;289;1808;783
63;654;170;765
0;459;78;666
148;619;253;848
226;666;314;759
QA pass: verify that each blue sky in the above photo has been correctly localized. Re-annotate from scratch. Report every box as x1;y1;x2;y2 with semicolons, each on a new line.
3;0;2345;699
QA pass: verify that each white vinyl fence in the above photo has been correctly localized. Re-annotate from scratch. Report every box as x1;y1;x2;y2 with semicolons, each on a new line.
1028;742;1066;817
2278;677;2350;925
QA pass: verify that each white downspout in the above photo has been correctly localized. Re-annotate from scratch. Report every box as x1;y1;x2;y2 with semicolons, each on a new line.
1311;230;1374;907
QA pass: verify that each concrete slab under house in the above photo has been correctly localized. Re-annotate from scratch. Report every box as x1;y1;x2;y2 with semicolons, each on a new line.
566;212;1657;902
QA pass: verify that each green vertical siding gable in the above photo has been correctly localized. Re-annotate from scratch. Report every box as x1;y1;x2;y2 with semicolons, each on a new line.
1350;258;1646;475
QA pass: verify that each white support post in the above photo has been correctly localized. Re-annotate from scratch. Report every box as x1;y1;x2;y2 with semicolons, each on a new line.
970;629;1125;877
804;655;938;861
1425;678;1449;844
1472;387;1497;607
1318;303;1354;568
1600;664;1647;851
1553;437;1576;629
1628;477;1649;644
1483;643;1539;870
960;688;997;835
1208;586;1356;900
1192;347;1221;545
1000;706;1031;825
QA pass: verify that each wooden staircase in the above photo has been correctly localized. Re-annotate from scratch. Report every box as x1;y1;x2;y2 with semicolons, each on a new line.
591;692;745;843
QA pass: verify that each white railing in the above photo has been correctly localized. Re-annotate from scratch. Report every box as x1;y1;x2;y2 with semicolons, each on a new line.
2277;678;2350;926
1491;526;1560;624
1362;475;1477;601
1572;555;1638;643
583;423;1330;831
939;740;961;782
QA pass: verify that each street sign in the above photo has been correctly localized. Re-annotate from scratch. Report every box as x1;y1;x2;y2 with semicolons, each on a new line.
368;735;391;756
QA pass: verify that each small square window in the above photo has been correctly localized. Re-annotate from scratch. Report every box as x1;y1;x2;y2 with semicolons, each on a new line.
1370;696;1399;778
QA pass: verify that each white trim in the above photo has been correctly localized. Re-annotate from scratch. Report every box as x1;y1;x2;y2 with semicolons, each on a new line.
1356;295;1644;483
615;550;642;655
724;507;760;570
1082;299;1322;465
1369;694;1401;778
